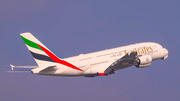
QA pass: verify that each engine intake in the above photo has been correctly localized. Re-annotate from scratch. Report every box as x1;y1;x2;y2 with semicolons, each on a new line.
135;55;152;68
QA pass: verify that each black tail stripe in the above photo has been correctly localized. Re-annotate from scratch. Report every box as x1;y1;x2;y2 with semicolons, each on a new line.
30;51;55;63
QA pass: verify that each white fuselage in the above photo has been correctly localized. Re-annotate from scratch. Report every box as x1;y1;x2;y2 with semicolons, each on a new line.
33;42;168;76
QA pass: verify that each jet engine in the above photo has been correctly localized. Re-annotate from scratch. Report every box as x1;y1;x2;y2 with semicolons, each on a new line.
135;55;152;68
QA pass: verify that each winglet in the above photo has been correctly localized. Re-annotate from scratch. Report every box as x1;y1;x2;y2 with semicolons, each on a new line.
10;64;15;70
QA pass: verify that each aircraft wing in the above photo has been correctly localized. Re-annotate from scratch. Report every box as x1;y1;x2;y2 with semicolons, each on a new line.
84;51;138;77
104;51;138;74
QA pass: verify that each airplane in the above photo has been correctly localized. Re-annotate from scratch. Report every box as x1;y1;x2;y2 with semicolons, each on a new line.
10;32;169;77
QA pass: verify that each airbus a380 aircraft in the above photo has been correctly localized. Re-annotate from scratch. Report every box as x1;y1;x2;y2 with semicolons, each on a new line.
10;32;168;77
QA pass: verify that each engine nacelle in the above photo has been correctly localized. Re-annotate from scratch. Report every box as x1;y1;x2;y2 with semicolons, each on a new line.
135;55;152;68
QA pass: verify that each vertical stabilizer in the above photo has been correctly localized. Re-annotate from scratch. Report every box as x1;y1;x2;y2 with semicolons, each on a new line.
20;32;60;67
20;32;83;71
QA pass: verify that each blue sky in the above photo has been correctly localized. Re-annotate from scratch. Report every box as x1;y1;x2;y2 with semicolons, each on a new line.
0;0;180;101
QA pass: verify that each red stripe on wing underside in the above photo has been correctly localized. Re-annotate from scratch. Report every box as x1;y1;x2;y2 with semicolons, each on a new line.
98;73;108;76
37;44;83;71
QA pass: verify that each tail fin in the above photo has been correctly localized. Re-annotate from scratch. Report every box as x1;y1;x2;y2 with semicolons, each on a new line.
20;32;83;71
20;32;62;67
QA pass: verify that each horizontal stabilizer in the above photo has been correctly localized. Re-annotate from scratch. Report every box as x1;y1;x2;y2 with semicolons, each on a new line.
10;64;15;70
10;64;38;70
31;65;58;74
7;71;30;73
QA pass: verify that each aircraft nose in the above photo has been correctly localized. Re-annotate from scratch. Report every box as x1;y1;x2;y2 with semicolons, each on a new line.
164;48;168;55
161;48;168;60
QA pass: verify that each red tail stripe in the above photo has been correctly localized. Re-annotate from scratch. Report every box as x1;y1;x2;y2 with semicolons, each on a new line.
37;44;83;71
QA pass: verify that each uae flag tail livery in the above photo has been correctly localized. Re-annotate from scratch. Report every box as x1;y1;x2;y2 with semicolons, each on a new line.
20;33;83;71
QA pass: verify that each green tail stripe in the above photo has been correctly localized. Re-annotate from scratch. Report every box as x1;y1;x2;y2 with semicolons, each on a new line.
21;35;43;51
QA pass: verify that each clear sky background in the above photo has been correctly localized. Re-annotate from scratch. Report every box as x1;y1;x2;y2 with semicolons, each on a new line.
0;0;180;101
